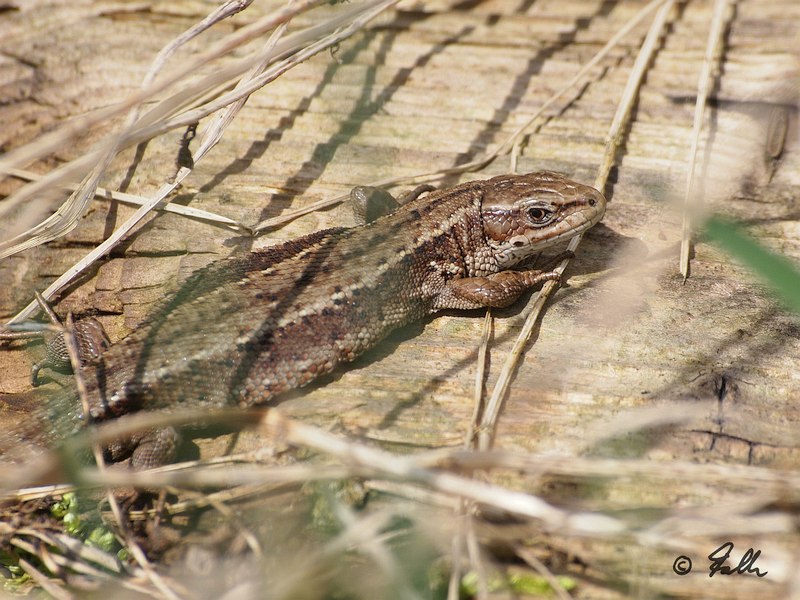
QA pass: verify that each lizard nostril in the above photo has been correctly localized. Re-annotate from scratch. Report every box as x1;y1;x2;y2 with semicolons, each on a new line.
588;198;596;207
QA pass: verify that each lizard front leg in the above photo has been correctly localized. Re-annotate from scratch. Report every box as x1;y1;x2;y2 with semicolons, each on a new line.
434;269;561;310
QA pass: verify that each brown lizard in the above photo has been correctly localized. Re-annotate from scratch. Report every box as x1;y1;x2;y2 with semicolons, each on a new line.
0;172;605;469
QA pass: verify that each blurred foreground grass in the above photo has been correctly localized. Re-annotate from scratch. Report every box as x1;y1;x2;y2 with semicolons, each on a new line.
703;215;800;315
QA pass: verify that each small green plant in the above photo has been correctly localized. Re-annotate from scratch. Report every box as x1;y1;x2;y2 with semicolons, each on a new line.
50;492;84;536
461;570;577;597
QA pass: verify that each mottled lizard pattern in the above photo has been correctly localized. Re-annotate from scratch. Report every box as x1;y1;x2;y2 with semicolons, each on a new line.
1;172;605;468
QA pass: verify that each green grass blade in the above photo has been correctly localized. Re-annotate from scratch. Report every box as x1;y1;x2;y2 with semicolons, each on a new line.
703;215;800;314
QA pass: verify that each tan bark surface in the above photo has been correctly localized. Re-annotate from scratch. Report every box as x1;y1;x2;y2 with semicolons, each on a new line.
1;0;799;597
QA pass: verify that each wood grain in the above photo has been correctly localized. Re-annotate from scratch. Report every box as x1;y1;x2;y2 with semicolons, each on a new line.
1;0;798;597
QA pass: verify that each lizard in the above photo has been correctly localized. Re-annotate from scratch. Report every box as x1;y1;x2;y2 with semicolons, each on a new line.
0;171;605;470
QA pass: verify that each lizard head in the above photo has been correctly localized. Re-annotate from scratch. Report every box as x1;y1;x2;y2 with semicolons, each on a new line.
480;171;606;268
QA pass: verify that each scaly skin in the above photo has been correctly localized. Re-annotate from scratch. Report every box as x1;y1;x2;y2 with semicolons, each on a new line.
0;172;605;468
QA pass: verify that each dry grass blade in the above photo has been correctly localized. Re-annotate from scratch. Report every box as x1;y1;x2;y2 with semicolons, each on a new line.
477;0;676;452
766;105;790;161
259;411;625;535
121;482;288;521
465;515;489;600
0;152;108;257
498;0;671;161
5;182;184;326
17;557;73;600
6;484;75;503
12;533;114;581
0;0;357;259
765;105;790;182
79;462;362;490
63;318;182;600
24;0;297;288
49;532;123;574
32;441;797;533
189;7;293;160
365;480;459;509
0;409;245;494
6;167;245;229
2;408;622;533
679;0;733;280
450;311;493;597
256;0;672;231
467;310;492;449
136;0;256;99
0;153;109;239
595;0;677;187
446;510;465;600
0;0;395;250
131;2;399;147
0;0;314;240
0;0;326;178
3;2;796;596
12;537;61;580
441;450;800;493
4;0;399;325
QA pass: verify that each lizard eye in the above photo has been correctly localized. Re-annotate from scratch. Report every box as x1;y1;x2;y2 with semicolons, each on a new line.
527;207;553;224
